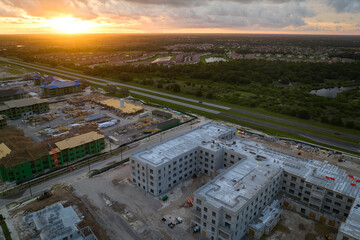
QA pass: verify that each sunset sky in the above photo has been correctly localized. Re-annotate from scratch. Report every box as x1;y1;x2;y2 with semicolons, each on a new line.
0;0;359;35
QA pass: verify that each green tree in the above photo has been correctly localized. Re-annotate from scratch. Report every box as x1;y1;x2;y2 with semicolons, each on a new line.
206;92;214;99
171;84;181;93
118;72;133;82
105;84;117;94
118;87;130;97
195;90;203;97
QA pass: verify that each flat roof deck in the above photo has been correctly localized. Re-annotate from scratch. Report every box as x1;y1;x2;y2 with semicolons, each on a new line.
227;139;360;198
195;158;281;212
132;123;233;167
4;97;48;108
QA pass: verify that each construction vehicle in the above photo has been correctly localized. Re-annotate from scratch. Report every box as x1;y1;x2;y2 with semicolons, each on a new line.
324;234;332;240
187;197;193;207
37;191;52;201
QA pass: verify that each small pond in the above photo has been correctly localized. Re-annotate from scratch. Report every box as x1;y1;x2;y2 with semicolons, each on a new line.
310;86;359;98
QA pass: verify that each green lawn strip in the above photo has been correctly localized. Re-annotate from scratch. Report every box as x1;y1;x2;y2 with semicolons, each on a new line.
129;92;360;156
0;219;11;240
3;58;360;138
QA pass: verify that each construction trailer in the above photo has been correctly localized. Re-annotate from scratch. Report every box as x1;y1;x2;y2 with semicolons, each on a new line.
0;98;49;119
0;129;105;182
0;88;27;103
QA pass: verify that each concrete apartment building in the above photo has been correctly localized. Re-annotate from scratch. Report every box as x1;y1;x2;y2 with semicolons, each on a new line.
130;124;235;195
192;158;282;240
130;124;360;240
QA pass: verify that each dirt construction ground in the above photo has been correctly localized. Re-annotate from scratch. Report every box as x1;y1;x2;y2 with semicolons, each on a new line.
71;162;210;240
259;209;337;240
6;185;109;240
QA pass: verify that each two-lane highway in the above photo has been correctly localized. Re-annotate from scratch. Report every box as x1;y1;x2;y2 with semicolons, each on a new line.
1;57;359;153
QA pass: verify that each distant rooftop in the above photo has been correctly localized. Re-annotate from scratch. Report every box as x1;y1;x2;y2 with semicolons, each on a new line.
41;78;82;89
132;123;233;167
55;131;104;151
2;97;48;109
0;87;26;98
195;158;281;212
100;99;143;114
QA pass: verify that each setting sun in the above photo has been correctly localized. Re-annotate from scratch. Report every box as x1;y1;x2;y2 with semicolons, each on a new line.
48;16;94;34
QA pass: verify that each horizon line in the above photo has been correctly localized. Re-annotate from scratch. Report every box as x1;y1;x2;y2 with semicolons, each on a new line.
0;32;360;36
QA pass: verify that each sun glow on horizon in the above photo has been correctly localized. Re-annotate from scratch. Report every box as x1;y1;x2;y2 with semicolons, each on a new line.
48;16;95;34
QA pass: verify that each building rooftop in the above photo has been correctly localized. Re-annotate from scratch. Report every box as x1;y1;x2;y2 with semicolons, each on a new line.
338;197;360;239
195;158;281;212
3;97;48;108
41;78;82;89
0;88;26;98
132;123;233;167
0;105;8;111
0;143;11;160
100;99;143;114
225;139;360;198
23;202;88;240
55;131;104;151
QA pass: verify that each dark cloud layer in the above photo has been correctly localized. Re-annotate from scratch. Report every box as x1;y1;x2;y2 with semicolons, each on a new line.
326;0;360;13
0;0;357;32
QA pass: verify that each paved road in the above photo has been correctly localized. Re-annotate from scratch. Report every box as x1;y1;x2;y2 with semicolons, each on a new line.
0;120;209;207
1;57;359;153
0;57;230;110
220;112;360;152
230;108;360;141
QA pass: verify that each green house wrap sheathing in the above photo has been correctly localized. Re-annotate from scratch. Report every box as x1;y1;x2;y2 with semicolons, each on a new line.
0;131;105;182
0;98;49;119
